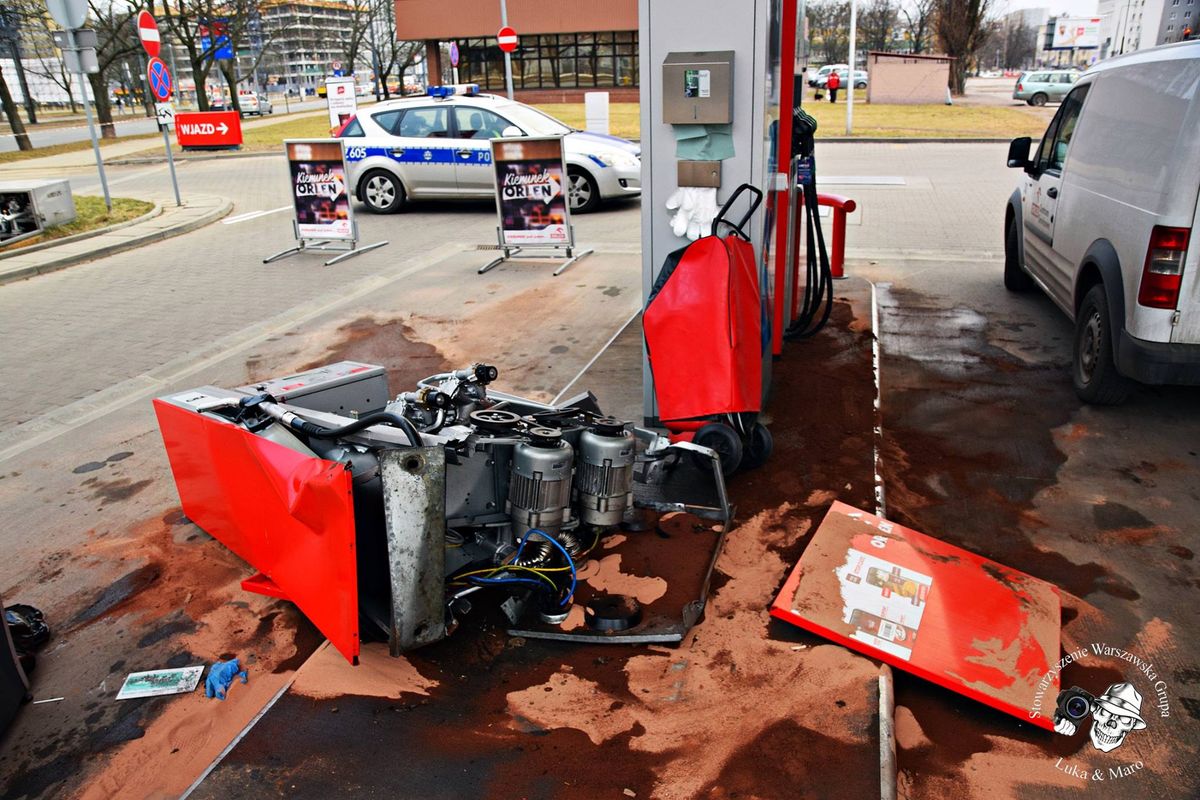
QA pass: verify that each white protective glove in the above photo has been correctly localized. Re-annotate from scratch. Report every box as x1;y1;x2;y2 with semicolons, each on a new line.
665;187;720;241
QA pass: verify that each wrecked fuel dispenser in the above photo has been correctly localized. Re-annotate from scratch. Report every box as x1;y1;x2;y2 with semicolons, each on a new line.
155;362;732;664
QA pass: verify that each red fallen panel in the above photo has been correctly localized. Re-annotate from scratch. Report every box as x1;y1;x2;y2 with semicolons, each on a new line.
771;501;1060;730
154;399;360;664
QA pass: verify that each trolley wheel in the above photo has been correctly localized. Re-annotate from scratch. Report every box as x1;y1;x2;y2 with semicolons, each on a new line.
692;422;743;476
740;423;774;470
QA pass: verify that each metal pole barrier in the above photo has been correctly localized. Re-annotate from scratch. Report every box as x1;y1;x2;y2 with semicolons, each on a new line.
846;0;857;135
500;0;514;100
71;29;112;212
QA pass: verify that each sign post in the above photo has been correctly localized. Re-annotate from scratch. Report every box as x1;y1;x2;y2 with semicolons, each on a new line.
264;139;389;266
46;0;110;211
479;135;592;276
144;45;181;207
497;5;516;100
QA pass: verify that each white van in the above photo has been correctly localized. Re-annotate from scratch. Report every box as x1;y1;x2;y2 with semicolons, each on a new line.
1003;41;1200;404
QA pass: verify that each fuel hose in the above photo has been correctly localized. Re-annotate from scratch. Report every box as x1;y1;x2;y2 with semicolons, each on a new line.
784;105;834;341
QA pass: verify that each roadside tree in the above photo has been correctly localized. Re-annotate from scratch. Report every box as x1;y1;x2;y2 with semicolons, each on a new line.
934;0;994;94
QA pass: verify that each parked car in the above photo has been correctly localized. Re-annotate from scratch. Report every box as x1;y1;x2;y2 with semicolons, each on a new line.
808;64;847;87
336;86;641;214
1012;69;1079;106
1003;41;1200;404
238;93;273;116
815;68;868;89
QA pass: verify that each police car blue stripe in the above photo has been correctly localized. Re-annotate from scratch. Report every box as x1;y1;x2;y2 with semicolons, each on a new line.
344;145;492;166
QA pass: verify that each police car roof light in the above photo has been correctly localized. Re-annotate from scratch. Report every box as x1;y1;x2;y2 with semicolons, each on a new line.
427;84;480;99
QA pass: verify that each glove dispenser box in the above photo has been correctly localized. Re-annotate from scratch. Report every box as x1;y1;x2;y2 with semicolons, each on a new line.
678;160;721;188
662;51;734;124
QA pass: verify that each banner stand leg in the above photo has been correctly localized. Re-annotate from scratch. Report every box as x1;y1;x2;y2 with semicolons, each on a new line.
323;240;388;265
263;238;389;265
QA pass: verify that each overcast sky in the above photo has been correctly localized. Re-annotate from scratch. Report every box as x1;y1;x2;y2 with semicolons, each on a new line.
996;0;1103;20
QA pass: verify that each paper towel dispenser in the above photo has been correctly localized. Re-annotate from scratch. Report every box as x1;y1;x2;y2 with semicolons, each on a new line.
662;51;734;124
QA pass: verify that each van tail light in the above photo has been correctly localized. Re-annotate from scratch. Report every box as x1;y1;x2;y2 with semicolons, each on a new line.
1017;82;1023;91
1137;226;1190;308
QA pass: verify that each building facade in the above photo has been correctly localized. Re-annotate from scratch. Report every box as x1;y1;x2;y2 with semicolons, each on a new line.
394;0;639;98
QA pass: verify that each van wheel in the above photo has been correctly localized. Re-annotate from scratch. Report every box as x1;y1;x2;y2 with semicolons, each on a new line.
1004;219;1033;292
1073;284;1133;405
361;170;405;214
1029;93;1048;107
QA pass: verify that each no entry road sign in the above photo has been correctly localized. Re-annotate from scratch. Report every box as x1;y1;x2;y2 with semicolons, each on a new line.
137;11;161;58
497;26;518;53
147;57;172;102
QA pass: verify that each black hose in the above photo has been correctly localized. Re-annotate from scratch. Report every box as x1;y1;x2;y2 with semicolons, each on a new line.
289;411;423;447
784;156;834;341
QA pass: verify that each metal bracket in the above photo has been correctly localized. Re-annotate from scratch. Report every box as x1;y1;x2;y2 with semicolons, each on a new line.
380;447;448;654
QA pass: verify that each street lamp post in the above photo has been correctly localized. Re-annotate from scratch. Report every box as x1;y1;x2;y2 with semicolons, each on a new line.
846;0;857;135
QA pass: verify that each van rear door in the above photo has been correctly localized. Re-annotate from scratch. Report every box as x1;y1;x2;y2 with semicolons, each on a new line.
1170;190;1200;343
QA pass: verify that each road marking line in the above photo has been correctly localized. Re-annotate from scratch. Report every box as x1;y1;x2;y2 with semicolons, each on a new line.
222;206;290;224
178;664;304;800
871;279;886;519
550;307;641;406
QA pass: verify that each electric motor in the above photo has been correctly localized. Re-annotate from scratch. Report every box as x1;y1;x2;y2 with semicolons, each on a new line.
575;418;635;528
508;427;574;538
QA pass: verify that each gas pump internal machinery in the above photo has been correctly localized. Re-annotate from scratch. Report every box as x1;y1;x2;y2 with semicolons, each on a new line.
154;361;731;662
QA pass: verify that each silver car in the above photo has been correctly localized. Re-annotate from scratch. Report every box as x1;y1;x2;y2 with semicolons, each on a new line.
1012;70;1078;106
338;90;641;214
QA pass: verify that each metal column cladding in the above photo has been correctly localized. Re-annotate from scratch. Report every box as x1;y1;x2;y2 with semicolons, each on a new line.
153;399;361;664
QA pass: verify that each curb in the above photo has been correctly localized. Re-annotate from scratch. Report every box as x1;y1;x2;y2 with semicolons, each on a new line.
0;203;163;260
0;198;233;286
108;150;282;166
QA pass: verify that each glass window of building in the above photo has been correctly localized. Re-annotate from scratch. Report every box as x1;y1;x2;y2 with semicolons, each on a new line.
457;31;639;91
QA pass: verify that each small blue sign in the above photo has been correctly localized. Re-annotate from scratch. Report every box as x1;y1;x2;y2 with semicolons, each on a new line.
450;41;460;68
199;20;233;61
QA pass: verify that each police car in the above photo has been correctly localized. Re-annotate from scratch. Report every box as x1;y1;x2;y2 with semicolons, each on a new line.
337;85;641;214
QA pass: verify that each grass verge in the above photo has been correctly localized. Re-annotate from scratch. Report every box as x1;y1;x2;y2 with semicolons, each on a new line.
539;99;1046;140
1;195;155;251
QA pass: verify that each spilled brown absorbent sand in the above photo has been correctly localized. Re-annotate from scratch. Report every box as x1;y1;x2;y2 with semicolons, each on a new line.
65;513;321;800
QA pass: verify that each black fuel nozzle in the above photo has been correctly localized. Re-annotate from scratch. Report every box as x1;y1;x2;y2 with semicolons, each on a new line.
239;393;274;408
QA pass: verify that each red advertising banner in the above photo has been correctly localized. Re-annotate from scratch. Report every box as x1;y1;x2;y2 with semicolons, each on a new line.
771;501;1061;730
175;111;242;149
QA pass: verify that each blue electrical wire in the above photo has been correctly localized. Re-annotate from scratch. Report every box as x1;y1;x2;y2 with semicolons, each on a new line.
514;529;577;607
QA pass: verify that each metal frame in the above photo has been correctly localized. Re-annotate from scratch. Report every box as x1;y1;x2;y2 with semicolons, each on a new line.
477;235;594;276
481;134;593;276
265;138;388;266
264;219;389;266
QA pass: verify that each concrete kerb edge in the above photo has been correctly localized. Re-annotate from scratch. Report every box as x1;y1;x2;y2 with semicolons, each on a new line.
107;150;281;166
0;202;164;261
0;198;233;286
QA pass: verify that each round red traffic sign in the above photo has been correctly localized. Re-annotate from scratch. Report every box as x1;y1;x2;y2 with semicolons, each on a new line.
137;10;160;58
147;57;173;102
497;26;518;53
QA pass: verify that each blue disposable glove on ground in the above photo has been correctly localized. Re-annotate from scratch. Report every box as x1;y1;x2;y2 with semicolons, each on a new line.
205;658;248;700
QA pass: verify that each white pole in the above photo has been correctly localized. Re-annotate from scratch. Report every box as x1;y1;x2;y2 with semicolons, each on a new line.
499;0;514;99
846;0;857;135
